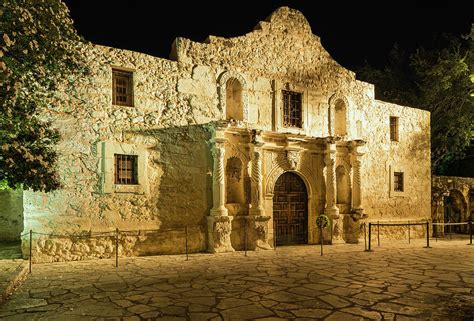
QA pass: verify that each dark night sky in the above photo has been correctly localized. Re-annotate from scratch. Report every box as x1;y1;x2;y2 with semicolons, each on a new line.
63;1;473;71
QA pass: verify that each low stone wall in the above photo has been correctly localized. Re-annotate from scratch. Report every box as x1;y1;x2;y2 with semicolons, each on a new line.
21;226;206;263
0;190;23;242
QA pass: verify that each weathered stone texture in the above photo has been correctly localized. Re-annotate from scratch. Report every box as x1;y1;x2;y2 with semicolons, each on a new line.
20;6;431;261
0;190;23;241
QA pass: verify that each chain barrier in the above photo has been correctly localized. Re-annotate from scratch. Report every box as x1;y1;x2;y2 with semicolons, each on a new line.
22;227;192;273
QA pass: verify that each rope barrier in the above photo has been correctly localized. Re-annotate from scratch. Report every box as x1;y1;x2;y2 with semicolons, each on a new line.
432;222;469;226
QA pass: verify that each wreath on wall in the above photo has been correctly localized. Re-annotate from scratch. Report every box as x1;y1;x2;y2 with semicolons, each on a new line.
316;215;330;229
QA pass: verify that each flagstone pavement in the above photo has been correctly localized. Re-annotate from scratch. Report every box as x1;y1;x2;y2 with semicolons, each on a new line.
0;239;473;320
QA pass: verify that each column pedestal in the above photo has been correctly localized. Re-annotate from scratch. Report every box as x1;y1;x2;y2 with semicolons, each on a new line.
207;216;234;253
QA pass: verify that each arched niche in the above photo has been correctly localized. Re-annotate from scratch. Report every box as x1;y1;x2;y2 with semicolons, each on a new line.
335;100;347;136
226;156;245;204
328;93;350;137
336;165;351;205
226;78;243;121
218;71;249;122
444;189;468;233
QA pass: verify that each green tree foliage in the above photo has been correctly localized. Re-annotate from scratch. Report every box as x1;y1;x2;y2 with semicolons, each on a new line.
1;0;89;191
358;26;474;175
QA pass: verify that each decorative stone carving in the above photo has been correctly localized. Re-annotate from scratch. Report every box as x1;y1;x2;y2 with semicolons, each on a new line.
250;146;264;216
207;216;234;253
286;150;301;170
350;139;366;213
250;215;272;250
323;138;340;228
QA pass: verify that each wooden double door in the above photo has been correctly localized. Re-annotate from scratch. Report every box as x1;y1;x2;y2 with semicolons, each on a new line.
273;172;308;246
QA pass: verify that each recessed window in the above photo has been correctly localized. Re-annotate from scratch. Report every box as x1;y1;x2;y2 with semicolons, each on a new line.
282;90;302;128
112;69;134;107
394;172;404;192
390;116;399;141
114;154;138;185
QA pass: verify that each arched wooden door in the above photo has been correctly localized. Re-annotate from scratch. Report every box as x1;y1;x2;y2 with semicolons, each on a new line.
273;172;308;246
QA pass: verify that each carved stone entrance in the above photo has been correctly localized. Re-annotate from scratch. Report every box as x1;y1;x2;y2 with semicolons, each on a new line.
273;172;308;245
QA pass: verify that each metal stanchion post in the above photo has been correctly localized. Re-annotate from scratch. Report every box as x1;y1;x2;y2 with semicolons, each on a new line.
424;221;431;248
408;220;411;244
377;221;380;246
469;221;473;246
185;226;189;260
368;223;372;252
29;230;32;274
364;222;367;251
319;226;323;256
273;219;276;250
244;222;247;257
330;220;333;245
115;228;119;268
434;222;438;242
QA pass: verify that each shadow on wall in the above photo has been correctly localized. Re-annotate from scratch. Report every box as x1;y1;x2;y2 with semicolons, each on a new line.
406;122;430;163
126;124;214;250
0;190;24;243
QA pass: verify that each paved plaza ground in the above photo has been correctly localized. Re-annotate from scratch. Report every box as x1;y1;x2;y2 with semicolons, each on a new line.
0;238;473;320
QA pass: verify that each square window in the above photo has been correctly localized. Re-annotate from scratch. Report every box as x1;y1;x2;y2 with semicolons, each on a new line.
394;172;404;192
282;90;302;128
114;154;138;185
390;116;399;141
112;69;134;107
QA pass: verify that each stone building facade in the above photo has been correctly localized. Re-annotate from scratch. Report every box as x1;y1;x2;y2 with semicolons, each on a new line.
17;7;431;262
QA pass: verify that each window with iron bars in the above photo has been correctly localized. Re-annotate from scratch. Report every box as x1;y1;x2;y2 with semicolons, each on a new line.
112;69;134;107
114;154;138;185
394;172;404;192
390;116;399;141
282;90;302;128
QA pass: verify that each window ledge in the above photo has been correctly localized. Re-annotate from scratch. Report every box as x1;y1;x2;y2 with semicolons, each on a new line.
114;184;144;194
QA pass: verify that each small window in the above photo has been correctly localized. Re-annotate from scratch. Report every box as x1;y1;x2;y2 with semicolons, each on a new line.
390;116;399;141
394;172;404;192
112;69;134;106
114;154;138;185
282;90;302;128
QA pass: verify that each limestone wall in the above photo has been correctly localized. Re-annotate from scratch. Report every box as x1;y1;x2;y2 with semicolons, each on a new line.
361;100;431;238
22;6;432;261
0;190;23;242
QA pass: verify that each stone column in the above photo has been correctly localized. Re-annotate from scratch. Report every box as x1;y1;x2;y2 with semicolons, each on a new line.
350;140;366;214
323;138;339;244
207;128;234;253
324;139;339;219
249;130;271;250
343;139;367;244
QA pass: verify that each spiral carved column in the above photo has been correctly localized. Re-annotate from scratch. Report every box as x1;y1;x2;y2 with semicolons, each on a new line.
207;131;234;253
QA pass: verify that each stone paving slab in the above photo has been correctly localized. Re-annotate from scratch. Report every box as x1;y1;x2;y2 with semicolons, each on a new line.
0;260;28;304
0;239;473;320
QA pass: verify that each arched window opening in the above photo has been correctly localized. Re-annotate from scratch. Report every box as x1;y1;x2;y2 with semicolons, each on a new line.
336;165;350;205
335;99;347;136
226;157;245;203
226;78;243;121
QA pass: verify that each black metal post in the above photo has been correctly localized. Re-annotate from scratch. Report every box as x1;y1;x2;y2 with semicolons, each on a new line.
29;230;32;274
329;220;333;245
377;221;380;246
185;226;189;260
319;226;323;256
364;222;367;251
115;228;119;268
244;221;247;257
424;221;431;248
408;221;411;244
368;223;372;252
273;218;276;250
434;222;438;242
469;221;472;245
